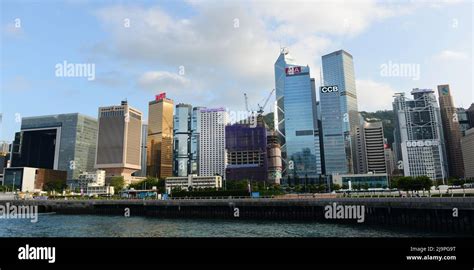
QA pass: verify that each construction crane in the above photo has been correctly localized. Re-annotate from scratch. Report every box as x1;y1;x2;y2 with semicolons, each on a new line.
243;92;250;112
257;89;275;115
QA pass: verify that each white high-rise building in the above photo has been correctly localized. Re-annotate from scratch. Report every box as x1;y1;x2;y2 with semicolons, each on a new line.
198;108;228;178
393;89;447;181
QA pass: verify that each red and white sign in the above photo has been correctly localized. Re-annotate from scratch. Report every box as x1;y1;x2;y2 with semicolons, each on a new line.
155;92;166;101
285;66;301;75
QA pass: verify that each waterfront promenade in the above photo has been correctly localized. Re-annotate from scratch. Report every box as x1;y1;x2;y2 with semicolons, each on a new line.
2;197;473;234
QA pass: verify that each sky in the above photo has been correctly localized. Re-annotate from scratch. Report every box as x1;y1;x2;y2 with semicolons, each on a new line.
1;0;472;142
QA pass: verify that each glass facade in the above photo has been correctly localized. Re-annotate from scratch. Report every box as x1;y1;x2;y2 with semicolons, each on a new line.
12;113;98;180
321;50;359;175
274;49;321;182
191;107;203;175
225;124;268;181
147;98;174;179
173;104;192;176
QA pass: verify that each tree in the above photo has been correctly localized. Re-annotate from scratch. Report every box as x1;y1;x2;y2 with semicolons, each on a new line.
43;179;67;193
109;176;125;192
226;180;248;191
390;177;400;189
129;177;164;192
415;176;432;190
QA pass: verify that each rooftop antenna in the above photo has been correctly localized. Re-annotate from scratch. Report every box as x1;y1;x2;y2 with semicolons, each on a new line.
320;67;324;87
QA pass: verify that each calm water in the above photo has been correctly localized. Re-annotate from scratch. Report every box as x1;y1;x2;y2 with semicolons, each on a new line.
0;214;455;237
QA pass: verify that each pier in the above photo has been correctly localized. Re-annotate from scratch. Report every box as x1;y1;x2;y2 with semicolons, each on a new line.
3;197;474;234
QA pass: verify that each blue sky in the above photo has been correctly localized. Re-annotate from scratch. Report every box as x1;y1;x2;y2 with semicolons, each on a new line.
1;0;472;142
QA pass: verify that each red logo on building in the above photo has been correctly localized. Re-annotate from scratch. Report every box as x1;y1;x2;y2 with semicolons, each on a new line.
285;66;301;75
155;92;166;101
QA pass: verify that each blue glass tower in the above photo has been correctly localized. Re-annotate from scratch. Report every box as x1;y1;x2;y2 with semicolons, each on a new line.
321;50;359;175
274;48;322;183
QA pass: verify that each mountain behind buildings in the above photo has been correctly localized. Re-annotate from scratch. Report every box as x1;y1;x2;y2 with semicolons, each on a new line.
263;110;395;147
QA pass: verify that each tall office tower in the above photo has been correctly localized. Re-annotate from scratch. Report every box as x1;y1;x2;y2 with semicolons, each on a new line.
191;107;204;174
133;124;148;177
147;94;174;179
274;48;321;183
0;141;9;153
457;108;471;136
437;85;464;178
384;145;395;176
225;124;268;182
321;50;359;175
0;142;10;176
11;113;98;180
198;108;228;177
95;101;142;183
355;121;387;174
392;89;448;181
467;104;474;128
461;128;474;179
173;103;193;176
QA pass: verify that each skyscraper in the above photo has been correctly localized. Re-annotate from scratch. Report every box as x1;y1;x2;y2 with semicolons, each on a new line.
384;145;396;176
11;113;98;180
456;108;471;136
147;94;174;179
321;50;359;175
274;48;321;183
191;107;204;175
437;85;464;178
461;128;474;179
467;103;474;128
225;124;268;182
393;89;447;181
198;108;227;178
173;103;193;176
355;121;387;174
133;123;148;177
95;101;142;183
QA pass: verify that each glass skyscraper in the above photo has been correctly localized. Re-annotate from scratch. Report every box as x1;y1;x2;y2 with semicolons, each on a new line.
147;96;174;179
321;50;359;175
274;48;321;182
173;103;193;177
11;113;98;180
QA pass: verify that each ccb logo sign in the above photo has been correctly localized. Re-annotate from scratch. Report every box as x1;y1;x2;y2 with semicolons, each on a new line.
320;86;339;93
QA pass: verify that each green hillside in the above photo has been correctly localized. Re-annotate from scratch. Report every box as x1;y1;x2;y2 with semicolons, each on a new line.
263;110;395;147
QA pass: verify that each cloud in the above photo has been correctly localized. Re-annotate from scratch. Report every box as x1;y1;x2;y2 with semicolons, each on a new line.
138;71;191;93
89;1;456;111
356;79;397;112
434;50;469;61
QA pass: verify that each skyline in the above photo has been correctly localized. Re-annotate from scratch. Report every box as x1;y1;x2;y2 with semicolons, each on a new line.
1;0;473;142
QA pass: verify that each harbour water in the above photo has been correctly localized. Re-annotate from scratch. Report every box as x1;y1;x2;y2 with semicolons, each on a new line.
0;214;456;237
